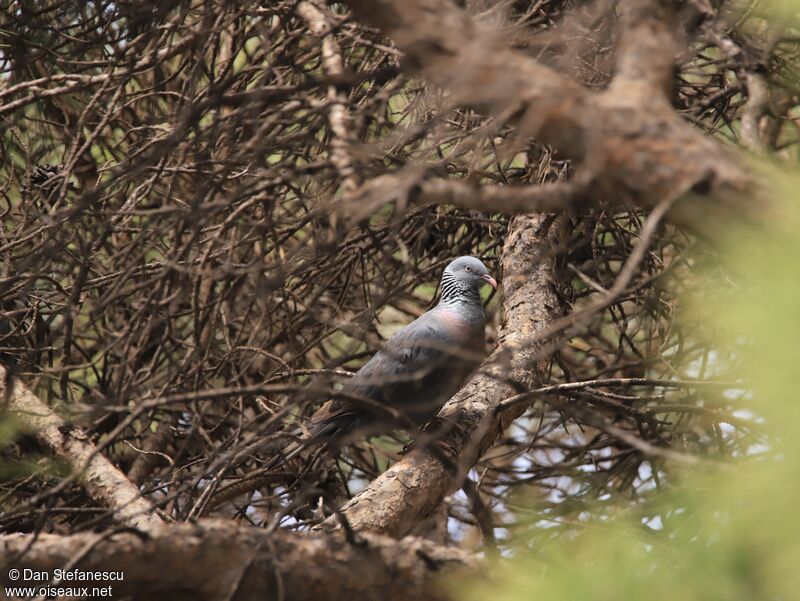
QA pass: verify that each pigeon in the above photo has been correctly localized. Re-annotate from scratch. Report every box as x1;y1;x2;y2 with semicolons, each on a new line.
269;256;497;468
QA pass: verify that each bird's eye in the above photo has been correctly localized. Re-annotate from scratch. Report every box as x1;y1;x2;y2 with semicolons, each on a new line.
465;266;472;272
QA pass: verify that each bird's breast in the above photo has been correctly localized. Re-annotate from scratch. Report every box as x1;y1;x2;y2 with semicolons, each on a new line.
435;306;485;349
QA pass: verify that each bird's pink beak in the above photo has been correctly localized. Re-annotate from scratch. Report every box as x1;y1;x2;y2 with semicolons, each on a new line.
481;274;498;289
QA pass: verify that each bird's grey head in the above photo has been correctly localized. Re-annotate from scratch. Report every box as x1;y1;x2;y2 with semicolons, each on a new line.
439;256;497;304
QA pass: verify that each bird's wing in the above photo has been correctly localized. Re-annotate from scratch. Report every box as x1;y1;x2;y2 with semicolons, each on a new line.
349;309;481;419
305;313;443;438
307;306;484;438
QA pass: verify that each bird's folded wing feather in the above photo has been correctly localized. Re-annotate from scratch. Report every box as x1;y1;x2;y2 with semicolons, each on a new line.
308;309;480;437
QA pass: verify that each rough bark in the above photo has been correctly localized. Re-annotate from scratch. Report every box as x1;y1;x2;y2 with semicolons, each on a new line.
330;213;562;536
0;520;472;601
0;366;162;530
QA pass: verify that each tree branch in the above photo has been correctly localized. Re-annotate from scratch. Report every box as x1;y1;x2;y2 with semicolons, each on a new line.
1;366;161;530
415;176;589;213
297;0;361;193
613;0;679;93
0;520;472;601
341;0;766;232
347;170;591;217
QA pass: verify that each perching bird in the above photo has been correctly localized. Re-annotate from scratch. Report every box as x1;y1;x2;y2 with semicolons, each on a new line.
270;256;497;468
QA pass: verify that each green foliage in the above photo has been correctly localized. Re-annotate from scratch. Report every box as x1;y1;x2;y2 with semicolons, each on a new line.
0;412;69;484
